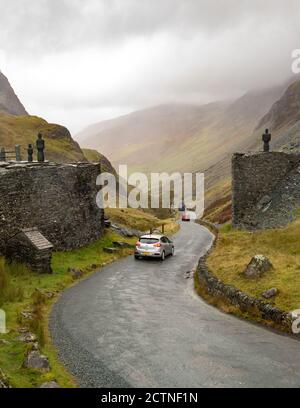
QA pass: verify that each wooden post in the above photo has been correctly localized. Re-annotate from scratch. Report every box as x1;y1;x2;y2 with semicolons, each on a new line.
0;148;6;162
15;145;21;162
161;224;165;233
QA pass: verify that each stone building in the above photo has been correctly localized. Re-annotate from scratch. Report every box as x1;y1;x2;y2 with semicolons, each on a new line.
5;228;53;273
232;151;300;229
0;162;104;253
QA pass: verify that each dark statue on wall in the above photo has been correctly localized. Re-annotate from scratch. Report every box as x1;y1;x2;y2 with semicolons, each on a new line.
0;147;5;162
36;133;45;162
27;144;33;162
262;129;271;152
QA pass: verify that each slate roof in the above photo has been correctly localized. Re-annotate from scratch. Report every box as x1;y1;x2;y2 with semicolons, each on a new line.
22;228;53;250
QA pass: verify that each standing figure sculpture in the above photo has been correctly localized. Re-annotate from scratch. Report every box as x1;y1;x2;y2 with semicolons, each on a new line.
262;129;271;152
36;133;45;162
27;144;33;162
0;147;5;162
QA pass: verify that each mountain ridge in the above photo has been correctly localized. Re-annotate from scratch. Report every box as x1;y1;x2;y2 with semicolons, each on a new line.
0;71;28;116
77;79;291;176
77;76;300;223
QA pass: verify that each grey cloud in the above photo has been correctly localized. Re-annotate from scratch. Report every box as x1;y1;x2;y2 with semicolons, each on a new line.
1;0;300;132
1;0;300;55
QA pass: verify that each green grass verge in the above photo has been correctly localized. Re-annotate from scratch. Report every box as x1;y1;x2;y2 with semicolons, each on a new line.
207;212;300;312
0;230;136;388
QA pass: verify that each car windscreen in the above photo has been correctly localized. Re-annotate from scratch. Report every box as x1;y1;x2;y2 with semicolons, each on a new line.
139;238;159;244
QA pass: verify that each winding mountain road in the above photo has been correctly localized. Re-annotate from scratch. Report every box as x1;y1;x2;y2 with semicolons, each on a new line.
50;221;300;388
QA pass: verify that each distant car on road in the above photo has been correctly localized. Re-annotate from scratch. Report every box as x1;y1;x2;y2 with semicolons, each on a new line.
134;234;174;261
181;212;190;222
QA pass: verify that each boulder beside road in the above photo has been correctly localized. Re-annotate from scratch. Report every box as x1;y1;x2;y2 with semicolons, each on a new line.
244;255;273;279
23;350;50;372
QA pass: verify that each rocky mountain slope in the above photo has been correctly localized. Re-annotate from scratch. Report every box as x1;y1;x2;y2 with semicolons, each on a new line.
0;71;27;116
0;72;87;163
253;80;300;153
77;81;289;177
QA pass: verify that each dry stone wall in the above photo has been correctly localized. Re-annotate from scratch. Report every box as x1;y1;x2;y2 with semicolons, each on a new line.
196;255;292;331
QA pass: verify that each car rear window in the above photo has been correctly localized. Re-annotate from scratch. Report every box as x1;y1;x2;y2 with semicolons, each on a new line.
139;238;159;244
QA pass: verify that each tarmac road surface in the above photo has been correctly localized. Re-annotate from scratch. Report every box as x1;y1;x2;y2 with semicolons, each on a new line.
50;221;300;387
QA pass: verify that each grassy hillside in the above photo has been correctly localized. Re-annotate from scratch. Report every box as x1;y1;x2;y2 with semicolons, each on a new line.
106;207;179;235
203;178;232;224
81;148;102;162
207;211;300;312
0;112;85;163
82;148;117;176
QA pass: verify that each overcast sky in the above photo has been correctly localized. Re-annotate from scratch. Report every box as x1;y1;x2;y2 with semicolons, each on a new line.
0;0;299;134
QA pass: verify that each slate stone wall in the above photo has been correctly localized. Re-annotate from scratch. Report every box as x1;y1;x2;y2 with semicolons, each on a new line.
0;162;104;251
196;248;293;332
232;152;300;229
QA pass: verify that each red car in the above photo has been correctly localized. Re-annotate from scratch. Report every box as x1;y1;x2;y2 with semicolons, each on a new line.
181;212;190;222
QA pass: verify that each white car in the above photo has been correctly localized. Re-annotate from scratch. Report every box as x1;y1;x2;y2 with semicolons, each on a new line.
134;234;174;261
